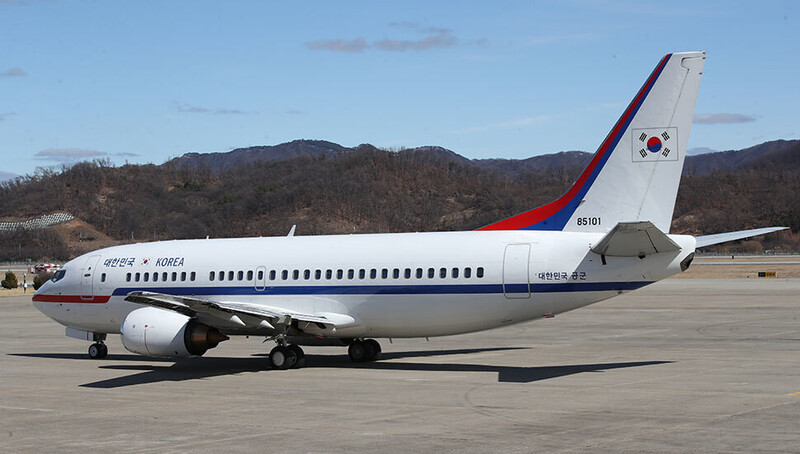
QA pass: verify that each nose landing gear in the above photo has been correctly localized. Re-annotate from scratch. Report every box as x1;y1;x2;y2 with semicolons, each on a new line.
88;342;108;359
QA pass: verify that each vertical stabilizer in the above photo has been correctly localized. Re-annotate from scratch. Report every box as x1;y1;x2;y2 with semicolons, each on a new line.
480;52;705;233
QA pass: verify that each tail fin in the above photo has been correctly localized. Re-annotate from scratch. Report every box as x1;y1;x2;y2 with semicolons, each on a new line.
480;51;705;233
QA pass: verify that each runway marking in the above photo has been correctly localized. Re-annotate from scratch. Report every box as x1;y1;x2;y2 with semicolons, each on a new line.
789;392;800;396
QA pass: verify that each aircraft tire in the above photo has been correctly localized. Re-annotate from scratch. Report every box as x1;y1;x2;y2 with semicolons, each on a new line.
364;339;381;361
98;343;109;358
269;346;297;370
288;344;305;369
88;343;103;359
348;341;366;362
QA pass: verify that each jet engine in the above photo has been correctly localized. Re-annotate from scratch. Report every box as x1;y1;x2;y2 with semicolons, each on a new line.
121;307;228;357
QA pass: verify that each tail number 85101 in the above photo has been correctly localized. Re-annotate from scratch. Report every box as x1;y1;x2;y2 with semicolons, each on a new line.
576;217;601;226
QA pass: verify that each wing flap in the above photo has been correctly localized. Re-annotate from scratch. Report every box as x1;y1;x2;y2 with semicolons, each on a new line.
591;221;681;257
124;292;345;331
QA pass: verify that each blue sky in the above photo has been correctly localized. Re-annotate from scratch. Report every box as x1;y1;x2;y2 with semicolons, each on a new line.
1;0;798;178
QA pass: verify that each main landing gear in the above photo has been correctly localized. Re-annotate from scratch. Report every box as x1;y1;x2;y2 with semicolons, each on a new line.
88;342;108;359
269;343;306;370
268;338;383;369
347;339;381;363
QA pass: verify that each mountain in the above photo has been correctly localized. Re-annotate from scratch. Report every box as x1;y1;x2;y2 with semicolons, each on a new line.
2;138;798;261
683;140;800;175
169;139;800;177
168;139;348;172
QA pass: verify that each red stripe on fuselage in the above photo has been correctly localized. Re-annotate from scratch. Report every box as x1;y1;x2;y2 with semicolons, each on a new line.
478;54;672;231
32;294;111;304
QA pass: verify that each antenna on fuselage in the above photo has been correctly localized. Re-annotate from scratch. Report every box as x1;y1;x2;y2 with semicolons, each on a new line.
287;225;296;237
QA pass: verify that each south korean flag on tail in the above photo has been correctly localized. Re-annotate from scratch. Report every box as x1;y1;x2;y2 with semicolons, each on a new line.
632;127;678;162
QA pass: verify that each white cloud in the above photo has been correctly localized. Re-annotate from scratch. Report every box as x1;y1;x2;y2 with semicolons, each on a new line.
34;148;105;161
304;38;369;53
693;113;756;124
0;112;17;121
1;67;27;77
0;170;18;182
451;115;551;134
306;24;468;53
176;104;251;115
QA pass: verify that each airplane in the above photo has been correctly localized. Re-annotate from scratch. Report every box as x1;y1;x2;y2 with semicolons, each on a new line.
32;51;787;369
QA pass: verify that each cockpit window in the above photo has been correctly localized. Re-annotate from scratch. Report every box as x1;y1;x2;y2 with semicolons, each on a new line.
51;269;66;283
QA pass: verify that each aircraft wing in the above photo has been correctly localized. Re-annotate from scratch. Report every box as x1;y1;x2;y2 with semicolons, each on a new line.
124;291;355;332
695;227;789;248
591;221;681;257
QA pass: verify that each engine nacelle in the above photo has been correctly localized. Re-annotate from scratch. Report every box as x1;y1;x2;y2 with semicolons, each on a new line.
121;307;228;357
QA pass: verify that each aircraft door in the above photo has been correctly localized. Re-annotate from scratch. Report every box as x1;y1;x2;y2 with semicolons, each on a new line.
503;244;531;299
80;255;101;300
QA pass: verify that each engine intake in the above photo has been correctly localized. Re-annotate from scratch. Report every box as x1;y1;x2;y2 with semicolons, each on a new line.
121;307;228;357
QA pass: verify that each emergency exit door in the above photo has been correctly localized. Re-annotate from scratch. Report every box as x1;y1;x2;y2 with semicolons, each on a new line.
503;244;531;299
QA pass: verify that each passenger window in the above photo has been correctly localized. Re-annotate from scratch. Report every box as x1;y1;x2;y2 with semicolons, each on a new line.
477;267;484;278
304;269;310;280
337;269;343;279
359;269;365;279
404;268;411;279
269;270;276;280
326;269;332;280
209;271;215;281
416;268;423;279
291;270;299;280
257;270;264;280
381;269;388;279
101;273;106;282
162;272;168;282
282;270;288;280
348;269;354;279
315;269;322;280
440;268;447;279
237;271;244;281
135;272;140;282
393;268;400;279
143;273;149;282
171;272;177;281
218;271;225;281
428;268;434;279
247;270;253;281
464;267;472;278
126;273;131;282
228;271;234;281
153;272;159;282
181;272;186;282
370;269;377;279
452;267;459;278
190;271;196;281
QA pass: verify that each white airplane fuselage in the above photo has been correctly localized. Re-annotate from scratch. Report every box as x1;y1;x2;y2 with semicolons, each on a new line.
33;230;696;339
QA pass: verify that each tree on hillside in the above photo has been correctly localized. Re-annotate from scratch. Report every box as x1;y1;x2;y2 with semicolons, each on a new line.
33;271;53;290
1;270;17;289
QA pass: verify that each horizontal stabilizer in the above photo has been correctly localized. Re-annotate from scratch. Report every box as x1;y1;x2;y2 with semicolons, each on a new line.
695;227;789;248
591;221;681;257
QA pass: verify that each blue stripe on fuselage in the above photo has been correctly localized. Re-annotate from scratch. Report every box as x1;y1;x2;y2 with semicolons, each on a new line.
111;281;652;298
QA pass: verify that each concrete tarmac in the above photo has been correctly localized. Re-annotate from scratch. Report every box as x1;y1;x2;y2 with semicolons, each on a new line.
2;279;799;453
